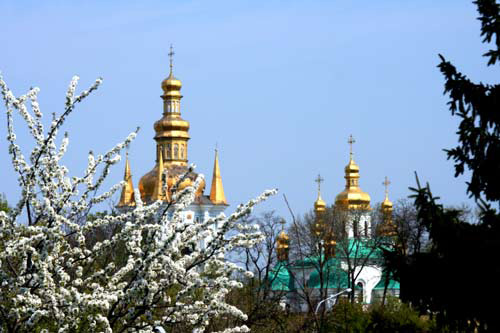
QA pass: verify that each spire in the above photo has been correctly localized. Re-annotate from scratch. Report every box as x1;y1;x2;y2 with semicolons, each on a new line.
152;150;167;201
117;152;136;207
210;148;227;205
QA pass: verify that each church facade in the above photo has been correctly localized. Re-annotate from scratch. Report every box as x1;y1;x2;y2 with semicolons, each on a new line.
116;50;228;225
270;138;400;311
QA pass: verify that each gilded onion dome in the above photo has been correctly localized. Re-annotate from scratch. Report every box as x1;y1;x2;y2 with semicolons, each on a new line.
381;195;393;211
314;174;327;214
313;174;326;236
335;135;371;210
314;194;326;213
381;176;393;212
277;226;290;261
378;177;396;237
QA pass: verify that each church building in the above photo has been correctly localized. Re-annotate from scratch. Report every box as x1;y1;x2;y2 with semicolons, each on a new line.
270;136;400;311
116;48;228;224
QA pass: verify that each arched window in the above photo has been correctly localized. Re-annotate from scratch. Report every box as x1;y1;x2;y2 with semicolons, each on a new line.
180;144;184;159
174;144;179;159
166;143;171;158
357;282;364;303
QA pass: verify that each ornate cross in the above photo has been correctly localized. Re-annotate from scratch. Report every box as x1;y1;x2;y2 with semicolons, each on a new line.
348;134;355;158
383;176;391;197
168;44;175;73
315;174;324;194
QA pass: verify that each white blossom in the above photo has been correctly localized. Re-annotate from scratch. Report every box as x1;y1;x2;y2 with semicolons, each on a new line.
0;73;277;332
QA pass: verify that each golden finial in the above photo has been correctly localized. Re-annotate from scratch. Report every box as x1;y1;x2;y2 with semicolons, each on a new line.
348;134;356;160
383;176;391;199
168;44;175;75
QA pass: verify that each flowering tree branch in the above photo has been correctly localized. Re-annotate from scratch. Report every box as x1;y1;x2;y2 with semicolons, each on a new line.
0;73;277;332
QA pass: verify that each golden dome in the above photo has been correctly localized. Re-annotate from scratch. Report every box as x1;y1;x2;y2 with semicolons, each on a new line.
161;73;182;97
381;196;393;210
278;230;289;241
334;138;371;210
345;158;360;173
335;187;371;209
139;164;205;203
314;194;326;212
381;177;393;211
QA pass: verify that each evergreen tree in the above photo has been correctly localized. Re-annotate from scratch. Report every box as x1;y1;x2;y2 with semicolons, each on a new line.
386;0;500;331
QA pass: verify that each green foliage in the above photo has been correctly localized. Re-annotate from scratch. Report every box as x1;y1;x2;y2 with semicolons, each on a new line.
367;298;435;332
325;298;433;333
385;1;500;331
328;299;371;332
439;0;500;203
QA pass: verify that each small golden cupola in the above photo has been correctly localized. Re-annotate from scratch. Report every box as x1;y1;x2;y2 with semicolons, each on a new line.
314;174;327;215
335;135;371;210
381;176;393;213
378;176;396;237
139;46;206;203
117;152;136;207
209;148;227;205
277;220;290;261
313;174;326;236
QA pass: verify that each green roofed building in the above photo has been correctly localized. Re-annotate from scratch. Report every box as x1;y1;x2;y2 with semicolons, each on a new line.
268;138;400;312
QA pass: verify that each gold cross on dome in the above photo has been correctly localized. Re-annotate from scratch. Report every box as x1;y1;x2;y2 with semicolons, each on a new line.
348;134;356;158
383;176;391;197
315;174;324;194
168;44;175;73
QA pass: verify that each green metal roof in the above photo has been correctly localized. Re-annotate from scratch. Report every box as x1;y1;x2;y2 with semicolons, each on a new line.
336;238;384;259
374;272;400;290
307;260;349;289
268;261;295;292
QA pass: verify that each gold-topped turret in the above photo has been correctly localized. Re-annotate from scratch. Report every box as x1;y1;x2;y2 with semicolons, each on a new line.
335;135;371;210
139;47;209;203
277;220;290;261
314;174;326;214
313;174;326;236
209;148;227;205
381;176;393;212
117;153;136;207
378;177;396;237
154;45;190;167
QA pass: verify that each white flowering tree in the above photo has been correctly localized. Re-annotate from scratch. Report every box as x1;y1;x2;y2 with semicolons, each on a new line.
0;74;276;333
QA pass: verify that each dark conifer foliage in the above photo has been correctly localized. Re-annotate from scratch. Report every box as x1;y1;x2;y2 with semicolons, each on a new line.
386;0;500;331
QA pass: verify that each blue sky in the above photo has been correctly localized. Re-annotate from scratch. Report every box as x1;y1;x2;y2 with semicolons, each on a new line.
1;1;498;219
